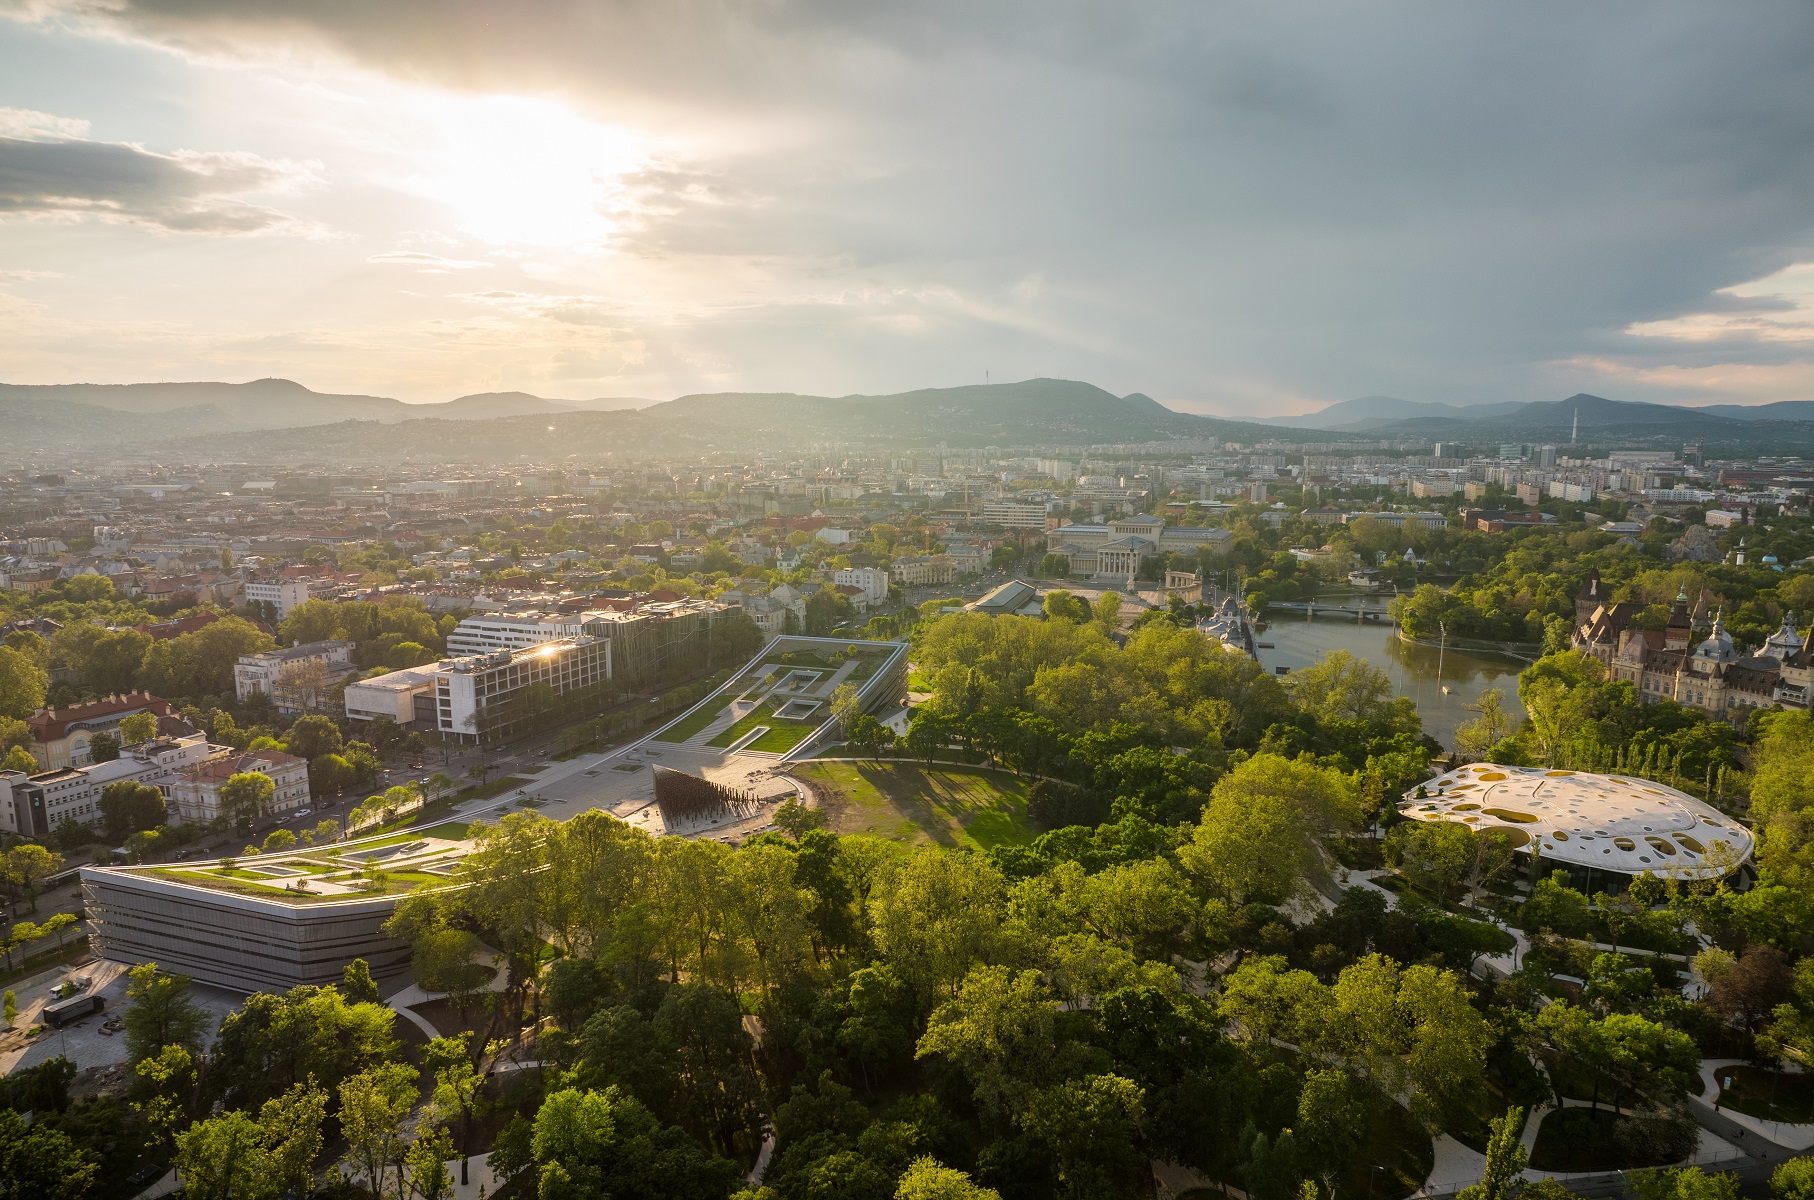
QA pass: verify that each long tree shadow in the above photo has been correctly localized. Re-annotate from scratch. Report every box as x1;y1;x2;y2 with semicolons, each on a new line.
853;762;966;847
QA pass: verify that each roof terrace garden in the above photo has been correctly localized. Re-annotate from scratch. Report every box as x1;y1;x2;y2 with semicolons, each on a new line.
119;820;479;903
650;636;908;751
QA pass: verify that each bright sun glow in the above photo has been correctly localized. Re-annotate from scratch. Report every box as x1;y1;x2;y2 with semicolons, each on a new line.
410;93;647;249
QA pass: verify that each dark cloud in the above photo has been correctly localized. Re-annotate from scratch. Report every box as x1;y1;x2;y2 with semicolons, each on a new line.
0;127;301;233
21;1;1814;406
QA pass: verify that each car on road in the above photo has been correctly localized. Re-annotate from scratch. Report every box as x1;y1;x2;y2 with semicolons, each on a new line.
294;808;311;819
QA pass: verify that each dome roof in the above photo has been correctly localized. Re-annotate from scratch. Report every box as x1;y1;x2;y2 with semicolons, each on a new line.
1764;613;1804;660
1695;613;1737;662
1402;764;1751;880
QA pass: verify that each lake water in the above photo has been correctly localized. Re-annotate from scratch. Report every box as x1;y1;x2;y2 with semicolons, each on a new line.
1251;598;1527;749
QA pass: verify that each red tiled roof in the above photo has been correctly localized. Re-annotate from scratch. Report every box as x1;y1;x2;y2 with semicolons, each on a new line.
28;693;175;742
176;749;305;785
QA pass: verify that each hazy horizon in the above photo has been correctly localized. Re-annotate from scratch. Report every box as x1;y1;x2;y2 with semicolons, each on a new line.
4;3;1814;418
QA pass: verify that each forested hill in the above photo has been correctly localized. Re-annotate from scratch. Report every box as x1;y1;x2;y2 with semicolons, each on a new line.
58;378;1307;461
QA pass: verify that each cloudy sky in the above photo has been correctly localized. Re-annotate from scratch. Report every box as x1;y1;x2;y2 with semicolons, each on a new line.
1;2;1812;416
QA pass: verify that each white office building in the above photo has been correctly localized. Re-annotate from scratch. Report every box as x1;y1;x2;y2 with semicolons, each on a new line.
245;579;315;620
979;501;1048;530
832;567;891;606
234;640;357;711
444;611;600;656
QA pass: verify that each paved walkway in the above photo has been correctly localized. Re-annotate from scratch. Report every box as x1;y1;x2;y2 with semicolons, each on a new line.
1692;1060;1814;1154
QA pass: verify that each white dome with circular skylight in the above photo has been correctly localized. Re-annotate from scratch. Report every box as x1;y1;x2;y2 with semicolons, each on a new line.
1399;764;1752;881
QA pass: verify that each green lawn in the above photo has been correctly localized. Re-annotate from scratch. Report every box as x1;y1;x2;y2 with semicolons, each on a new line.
1715;1065;1814;1124
417;821;474;841
653;699;734;743
748;721;819;753
789;760;1031;849
708;698;786;747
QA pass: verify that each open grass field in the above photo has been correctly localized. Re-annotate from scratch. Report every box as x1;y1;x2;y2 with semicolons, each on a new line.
653;698;732;743
789;760;1031;848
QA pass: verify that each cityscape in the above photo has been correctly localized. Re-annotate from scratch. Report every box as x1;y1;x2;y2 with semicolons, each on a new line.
4;5;1814;1200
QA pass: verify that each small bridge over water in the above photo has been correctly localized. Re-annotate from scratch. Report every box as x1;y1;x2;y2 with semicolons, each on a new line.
1266;600;1394;622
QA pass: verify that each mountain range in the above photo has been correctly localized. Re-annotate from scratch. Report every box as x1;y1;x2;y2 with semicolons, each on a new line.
4;375;1814;462
1271;393;1814;432
0;378;651;432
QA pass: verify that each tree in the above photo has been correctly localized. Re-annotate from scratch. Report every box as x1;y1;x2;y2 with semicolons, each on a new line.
0;745;38;775
1022;1073;1147;1200
1520;871;1593;938
530;1085;740;1200
774;797;828;840
0;717;30;756
119;711;159;747
1043;591;1090;622
0;1108;97;1200
85;731;120;763
1093;591;1123;631
261;829;296;853
1631;1167;1740;1200
210;984;397;1111
100;780;167;843
137;616;274;697
2;843;59;913
133;1043;197;1154
404;1124;454;1200
1285;648;1400;726
262;1081;327;1200
1456;1107;1527;1200
342;957;382;1004
123;961;211;1066
1704;944;1794;1033
1455;688;1515;759
831;682;862;738
872;849;1007;1000
428;1036;485;1185
895;1157;1002;1200
0;646;48;720
916;965;1058;1125
339;1062;418;1199
283;714;343;760
1;991;13;1028
1293;1068;1368;1166
1771;1158;1814;1200
174;1108;273;1200
219;771;275;830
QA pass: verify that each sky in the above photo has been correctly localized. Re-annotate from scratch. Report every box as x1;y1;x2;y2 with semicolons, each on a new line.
1;2;1813;417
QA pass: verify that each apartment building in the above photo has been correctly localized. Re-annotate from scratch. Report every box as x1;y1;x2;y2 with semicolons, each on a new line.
245;578;314;619
25;692;179;769
832;566;890;605
234;640;357;712
0;733;226;837
890;555;957;587
168;748;311;823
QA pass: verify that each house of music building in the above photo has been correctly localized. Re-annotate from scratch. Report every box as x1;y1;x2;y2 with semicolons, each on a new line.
1402;763;1754;894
